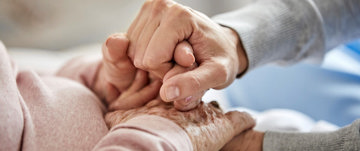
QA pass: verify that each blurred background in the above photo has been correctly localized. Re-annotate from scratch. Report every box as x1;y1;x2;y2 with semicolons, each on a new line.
0;0;253;50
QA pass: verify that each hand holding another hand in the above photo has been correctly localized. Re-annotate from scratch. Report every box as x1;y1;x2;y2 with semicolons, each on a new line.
127;0;248;111
93;33;161;110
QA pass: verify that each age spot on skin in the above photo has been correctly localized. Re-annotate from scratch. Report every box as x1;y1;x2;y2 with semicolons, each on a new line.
210;100;220;109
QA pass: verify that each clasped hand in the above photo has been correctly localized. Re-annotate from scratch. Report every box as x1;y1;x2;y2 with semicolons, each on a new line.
91;33;256;151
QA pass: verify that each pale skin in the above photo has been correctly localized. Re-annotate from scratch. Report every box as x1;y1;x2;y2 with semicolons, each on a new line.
127;0;248;111
91;33;198;110
221;130;264;151
91;33;258;150
123;0;266;149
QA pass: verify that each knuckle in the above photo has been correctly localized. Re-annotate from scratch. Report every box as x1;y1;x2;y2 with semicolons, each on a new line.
151;0;167;16
143;57;158;69
134;59;144;69
169;3;191;18
214;63;229;85
143;0;153;10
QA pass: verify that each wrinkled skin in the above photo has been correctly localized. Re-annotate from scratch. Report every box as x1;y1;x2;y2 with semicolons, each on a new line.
106;100;255;151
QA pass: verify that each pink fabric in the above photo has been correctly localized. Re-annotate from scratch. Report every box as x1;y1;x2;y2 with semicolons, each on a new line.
0;42;192;151
93;115;192;151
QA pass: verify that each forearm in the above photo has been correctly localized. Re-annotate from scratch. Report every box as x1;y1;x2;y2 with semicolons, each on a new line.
213;0;360;70
263;120;360;151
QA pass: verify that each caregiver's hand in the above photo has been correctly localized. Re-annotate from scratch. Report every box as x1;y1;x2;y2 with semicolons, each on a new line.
106;100;255;151
127;0;248;110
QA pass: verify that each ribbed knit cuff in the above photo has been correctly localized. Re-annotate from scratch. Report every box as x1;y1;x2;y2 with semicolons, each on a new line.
263;120;360;151
212;0;325;71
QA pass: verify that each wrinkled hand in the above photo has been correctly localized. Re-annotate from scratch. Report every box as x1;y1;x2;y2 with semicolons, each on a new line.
105;100;255;151
127;0;248;111
93;33;161;109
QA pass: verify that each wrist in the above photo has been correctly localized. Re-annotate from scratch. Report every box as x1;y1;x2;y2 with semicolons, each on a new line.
223;26;248;78
221;129;263;151
248;130;264;151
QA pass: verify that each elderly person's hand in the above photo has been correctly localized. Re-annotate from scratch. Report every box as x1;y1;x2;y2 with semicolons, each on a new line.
105;100;255;151
127;0;248;111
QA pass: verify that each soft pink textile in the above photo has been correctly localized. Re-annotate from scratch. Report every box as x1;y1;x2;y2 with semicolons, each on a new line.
93;115;192;151
0;42;192;151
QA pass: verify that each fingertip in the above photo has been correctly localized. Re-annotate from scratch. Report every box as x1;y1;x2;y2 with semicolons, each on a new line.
105;33;130;62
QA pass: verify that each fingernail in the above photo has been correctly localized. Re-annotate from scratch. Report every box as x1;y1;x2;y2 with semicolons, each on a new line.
166;86;180;100
185;96;192;103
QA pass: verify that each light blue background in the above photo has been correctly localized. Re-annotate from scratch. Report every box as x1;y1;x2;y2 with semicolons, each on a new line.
225;40;360;126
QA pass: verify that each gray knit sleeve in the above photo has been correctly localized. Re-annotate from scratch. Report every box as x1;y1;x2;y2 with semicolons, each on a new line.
262;120;360;151
212;0;360;70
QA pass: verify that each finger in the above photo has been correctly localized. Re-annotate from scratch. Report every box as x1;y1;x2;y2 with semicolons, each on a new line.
134;0;169;68
127;0;153;61
174;41;195;68
103;33;130;62
163;62;197;82
133;19;160;68
123;70;149;96
148;63;174;79
141;4;193;72
104;82;120;105
159;61;226;102
225;111;256;135
108;80;162;111
150;41;195;79
102;34;136;92
162;63;201;111
127;0;152;35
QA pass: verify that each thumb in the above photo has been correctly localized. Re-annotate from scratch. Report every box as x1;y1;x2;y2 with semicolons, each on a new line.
160;61;226;102
225;111;255;135
174;41;195;68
